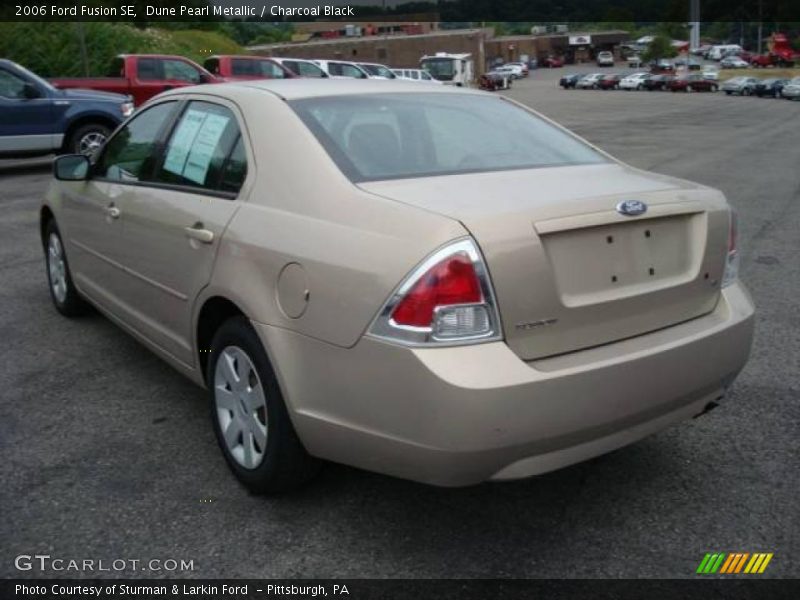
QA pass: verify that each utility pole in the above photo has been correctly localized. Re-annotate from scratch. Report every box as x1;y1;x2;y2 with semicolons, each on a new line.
76;23;89;76
689;0;700;51
757;0;763;54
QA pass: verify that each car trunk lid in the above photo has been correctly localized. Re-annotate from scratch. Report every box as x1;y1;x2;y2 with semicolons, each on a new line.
360;163;730;360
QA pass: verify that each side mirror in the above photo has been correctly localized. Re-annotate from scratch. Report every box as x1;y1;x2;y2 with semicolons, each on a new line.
22;82;41;99
54;155;90;181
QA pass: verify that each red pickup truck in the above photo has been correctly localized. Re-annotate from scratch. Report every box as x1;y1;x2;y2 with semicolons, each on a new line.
203;55;297;81
49;54;219;106
750;33;800;67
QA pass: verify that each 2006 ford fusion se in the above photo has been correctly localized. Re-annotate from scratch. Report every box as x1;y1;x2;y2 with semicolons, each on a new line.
42;80;754;492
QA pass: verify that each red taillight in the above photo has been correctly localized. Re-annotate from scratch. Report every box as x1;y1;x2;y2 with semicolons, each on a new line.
391;252;482;327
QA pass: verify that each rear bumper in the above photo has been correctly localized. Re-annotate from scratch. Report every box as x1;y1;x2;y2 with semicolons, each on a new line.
256;283;755;487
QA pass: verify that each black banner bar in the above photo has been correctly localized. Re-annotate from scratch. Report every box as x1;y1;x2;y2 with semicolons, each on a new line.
3;579;800;600
3;0;800;22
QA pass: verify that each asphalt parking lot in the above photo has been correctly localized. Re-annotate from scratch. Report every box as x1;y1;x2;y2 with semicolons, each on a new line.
1;69;798;579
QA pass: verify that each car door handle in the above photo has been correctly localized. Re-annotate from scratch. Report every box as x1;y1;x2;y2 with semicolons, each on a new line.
184;225;214;244
105;205;121;219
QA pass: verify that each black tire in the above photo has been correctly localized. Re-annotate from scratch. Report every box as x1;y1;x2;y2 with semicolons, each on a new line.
207;316;320;494
44;219;91;317
725;91;732;95
66;123;112;156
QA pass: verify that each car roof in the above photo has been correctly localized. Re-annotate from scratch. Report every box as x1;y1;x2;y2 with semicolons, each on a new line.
272;57;315;63
158;79;487;101
208;55;276;61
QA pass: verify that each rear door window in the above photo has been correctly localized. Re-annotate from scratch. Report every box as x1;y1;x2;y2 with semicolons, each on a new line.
294;61;326;78
162;59;202;83
231;59;287;79
219;137;248;193
153;101;247;195
137;58;162;80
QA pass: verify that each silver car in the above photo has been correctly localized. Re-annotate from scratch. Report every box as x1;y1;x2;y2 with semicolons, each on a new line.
721;77;760;96
576;73;604;89
781;77;800;100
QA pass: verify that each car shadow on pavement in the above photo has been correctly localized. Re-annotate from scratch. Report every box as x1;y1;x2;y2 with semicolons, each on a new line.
0;157;53;177
249;433;681;576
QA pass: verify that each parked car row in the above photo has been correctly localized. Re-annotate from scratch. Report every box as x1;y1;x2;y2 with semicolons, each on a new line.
48;53;437;108
1;52;446;158
693;35;799;67
560;70;800;99
481;60;537;91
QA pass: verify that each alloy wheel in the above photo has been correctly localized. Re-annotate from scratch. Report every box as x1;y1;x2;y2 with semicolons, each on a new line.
78;131;107;156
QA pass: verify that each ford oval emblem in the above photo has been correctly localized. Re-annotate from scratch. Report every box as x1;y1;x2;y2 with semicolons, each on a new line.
616;200;648;216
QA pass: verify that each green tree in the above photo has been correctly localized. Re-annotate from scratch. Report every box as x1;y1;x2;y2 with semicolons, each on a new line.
0;22;242;77
658;22;689;41
642;35;678;62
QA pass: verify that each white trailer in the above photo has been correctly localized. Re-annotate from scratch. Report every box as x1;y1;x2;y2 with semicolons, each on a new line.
420;52;474;86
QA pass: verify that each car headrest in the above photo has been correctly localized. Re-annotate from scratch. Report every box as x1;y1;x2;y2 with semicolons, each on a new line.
347;123;400;177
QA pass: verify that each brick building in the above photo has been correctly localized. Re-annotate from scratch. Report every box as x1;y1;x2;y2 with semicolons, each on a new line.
486;31;630;66
248;28;629;76
250;28;493;72
292;18;440;41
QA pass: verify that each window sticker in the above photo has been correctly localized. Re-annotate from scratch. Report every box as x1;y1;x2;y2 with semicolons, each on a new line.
183;113;229;184
163;109;230;185
163;109;204;177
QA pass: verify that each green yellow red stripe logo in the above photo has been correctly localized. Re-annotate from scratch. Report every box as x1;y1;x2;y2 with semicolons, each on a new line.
696;552;773;574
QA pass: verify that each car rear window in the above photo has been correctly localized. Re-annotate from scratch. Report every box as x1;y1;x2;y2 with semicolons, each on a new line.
290;93;606;182
232;59;287;79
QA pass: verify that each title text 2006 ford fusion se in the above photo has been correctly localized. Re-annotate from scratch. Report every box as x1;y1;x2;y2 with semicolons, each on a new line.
41;80;754;492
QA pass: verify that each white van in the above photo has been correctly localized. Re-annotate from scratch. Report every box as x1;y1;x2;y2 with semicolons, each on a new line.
391;68;442;83
313;60;369;79
708;45;743;61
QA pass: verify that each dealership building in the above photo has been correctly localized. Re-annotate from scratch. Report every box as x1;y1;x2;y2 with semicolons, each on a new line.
249;27;629;76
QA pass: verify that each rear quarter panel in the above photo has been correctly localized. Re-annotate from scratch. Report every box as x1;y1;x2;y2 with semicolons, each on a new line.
196;90;466;350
